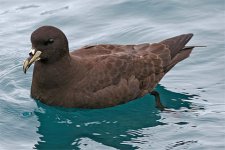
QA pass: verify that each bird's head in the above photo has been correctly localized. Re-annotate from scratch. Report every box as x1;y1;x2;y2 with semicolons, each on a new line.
23;26;69;73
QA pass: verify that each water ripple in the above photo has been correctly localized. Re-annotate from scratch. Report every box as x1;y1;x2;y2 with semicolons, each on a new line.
40;6;69;15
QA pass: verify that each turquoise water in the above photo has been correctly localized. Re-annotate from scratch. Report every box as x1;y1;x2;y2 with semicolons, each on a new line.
0;0;224;149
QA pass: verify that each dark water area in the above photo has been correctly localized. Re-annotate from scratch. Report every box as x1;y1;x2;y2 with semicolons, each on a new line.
0;0;224;149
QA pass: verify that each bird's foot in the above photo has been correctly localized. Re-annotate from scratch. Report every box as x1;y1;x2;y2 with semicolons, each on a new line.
150;90;165;111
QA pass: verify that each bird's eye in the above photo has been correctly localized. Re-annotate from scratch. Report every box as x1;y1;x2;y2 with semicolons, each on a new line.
44;38;54;45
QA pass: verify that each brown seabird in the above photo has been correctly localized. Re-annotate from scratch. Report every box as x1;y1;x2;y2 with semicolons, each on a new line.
23;26;196;109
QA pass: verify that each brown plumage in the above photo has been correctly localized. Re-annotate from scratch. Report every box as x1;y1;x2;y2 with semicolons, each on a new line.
23;26;195;108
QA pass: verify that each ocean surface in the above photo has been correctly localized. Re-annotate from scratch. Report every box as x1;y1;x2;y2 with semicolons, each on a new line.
0;0;224;149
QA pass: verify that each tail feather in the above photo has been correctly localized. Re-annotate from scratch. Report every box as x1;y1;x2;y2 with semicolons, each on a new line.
160;33;193;59
160;33;195;73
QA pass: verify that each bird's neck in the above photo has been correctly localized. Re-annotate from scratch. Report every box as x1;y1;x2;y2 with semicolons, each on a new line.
31;54;81;90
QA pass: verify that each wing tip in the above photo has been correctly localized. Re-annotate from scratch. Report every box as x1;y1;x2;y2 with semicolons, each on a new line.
184;33;194;41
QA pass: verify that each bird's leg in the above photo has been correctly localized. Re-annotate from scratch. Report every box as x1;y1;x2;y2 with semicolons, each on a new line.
150;90;165;110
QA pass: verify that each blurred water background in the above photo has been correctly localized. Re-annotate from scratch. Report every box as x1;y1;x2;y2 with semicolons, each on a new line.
0;0;224;149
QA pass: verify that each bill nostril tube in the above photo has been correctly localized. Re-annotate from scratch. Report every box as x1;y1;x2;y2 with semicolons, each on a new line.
29;52;33;56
